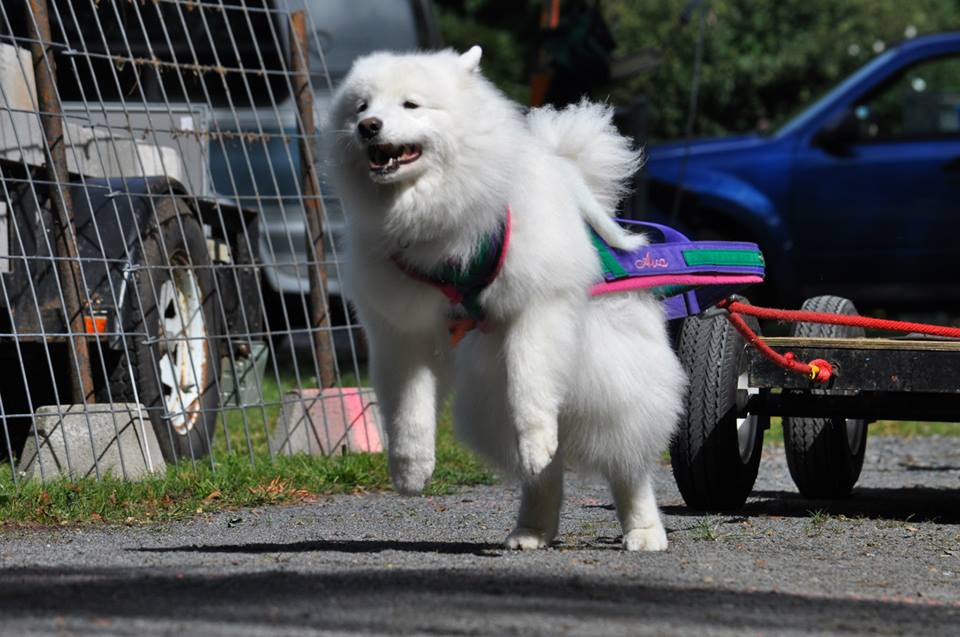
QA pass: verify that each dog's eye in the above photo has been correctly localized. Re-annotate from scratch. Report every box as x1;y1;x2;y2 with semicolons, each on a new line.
357;101;368;114
403;101;420;110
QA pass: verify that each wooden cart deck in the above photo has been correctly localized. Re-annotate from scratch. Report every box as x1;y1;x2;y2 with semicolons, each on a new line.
745;336;960;422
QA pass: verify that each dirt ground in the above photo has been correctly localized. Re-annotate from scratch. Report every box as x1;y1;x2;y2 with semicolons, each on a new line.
1;435;958;636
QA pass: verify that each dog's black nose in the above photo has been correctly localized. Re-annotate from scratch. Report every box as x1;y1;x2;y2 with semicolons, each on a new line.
358;117;382;140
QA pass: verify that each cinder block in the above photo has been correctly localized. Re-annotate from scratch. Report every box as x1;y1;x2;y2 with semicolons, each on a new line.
17;404;166;482
270;388;384;456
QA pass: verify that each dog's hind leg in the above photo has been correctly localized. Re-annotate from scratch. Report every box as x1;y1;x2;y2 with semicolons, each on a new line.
505;453;564;550
607;470;668;552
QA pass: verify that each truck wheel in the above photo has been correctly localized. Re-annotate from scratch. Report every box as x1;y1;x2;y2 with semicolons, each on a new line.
104;199;222;462
783;296;867;498
671;305;764;511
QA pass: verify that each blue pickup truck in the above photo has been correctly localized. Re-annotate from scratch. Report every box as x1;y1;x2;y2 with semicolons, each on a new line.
644;31;960;309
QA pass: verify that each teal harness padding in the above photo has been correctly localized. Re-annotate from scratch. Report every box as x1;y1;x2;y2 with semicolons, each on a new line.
390;211;512;322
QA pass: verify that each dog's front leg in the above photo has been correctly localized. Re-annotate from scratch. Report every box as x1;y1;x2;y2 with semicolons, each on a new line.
504;296;579;480
367;320;448;495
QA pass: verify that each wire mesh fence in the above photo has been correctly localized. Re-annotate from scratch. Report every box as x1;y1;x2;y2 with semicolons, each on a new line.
0;0;406;486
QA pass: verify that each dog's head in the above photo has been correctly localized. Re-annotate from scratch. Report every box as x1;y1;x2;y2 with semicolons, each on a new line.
326;47;522;251
328;46;508;187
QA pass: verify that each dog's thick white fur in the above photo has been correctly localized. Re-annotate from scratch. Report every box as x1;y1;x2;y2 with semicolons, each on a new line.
326;46;686;551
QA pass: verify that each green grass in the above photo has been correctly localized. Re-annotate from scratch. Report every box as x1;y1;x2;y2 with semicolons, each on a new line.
762;418;958;445
689;517;733;542
805;509;833;537
0;373;495;527
4;366;957;526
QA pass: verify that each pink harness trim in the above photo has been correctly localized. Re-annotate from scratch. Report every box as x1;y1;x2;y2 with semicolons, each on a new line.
589;274;765;297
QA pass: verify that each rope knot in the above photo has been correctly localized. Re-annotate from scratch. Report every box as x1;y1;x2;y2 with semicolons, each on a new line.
808;358;833;383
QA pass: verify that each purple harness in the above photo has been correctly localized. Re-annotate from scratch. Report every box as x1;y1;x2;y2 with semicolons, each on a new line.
590;220;765;320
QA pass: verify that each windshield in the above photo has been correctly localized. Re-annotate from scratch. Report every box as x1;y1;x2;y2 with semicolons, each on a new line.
774;48;898;138
308;0;421;82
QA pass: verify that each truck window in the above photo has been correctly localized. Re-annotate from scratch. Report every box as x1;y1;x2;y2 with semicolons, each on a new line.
853;55;960;141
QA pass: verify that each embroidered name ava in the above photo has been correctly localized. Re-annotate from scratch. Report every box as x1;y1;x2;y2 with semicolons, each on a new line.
635;252;669;269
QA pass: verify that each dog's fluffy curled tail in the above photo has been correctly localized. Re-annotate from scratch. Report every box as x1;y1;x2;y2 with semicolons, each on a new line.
527;100;647;250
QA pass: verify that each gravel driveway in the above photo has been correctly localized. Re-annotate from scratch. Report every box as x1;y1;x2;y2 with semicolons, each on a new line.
1;435;958;636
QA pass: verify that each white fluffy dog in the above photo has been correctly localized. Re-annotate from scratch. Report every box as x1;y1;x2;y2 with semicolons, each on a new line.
326;46;686;551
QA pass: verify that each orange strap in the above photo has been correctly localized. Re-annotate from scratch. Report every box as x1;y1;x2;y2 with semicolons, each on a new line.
447;318;478;348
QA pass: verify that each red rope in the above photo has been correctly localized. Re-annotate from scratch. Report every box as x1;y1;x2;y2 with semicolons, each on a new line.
719;300;960;339
724;311;834;383
716;298;960;385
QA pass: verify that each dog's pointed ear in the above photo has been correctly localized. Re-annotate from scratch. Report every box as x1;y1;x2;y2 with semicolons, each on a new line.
458;46;482;73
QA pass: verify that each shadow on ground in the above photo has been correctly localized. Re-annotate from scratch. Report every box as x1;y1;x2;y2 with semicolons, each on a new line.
662;485;960;523
1;564;957;634
135;539;504;557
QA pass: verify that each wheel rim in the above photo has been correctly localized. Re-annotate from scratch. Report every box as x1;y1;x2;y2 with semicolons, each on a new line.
736;372;760;463
156;267;208;435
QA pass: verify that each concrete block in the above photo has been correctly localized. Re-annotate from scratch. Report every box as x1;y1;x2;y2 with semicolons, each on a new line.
270;388;383;456
17;404;166;482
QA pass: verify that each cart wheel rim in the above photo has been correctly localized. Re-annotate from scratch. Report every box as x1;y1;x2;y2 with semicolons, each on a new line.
156;268;208;435
736;372;760;462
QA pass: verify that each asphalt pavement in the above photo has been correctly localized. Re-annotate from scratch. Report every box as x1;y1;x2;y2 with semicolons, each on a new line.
1;435;958;636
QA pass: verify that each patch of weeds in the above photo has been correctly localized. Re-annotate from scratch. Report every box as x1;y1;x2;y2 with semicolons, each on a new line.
805;509;833;537
836;513;868;528
690;517;725;542
877;514;919;530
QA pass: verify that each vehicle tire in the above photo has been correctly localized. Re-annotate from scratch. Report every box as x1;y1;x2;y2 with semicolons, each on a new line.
103;198;222;462
782;295;867;498
670;305;764;511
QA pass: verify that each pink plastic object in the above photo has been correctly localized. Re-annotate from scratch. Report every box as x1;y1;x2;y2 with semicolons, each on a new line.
274;387;383;455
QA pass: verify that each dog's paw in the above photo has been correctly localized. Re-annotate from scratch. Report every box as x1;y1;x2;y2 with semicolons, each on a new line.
517;430;557;480
622;526;668;552
504;527;553;550
388;454;435;496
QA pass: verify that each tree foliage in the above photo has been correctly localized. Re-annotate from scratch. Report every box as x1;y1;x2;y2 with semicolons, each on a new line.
435;0;960;141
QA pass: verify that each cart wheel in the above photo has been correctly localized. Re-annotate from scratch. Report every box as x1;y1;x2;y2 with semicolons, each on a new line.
671;306;764;511
783;295;868;498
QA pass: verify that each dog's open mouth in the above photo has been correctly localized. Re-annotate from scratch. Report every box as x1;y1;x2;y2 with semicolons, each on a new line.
368;143;422;175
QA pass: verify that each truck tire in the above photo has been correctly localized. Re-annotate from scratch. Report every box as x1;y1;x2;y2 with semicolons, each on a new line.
103;198;222;462
783;296;867;498
671;306;764;511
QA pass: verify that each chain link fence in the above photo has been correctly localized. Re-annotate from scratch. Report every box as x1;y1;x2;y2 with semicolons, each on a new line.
0;0;423;485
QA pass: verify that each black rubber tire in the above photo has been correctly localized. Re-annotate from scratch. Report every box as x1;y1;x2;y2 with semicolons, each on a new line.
671;307;764;511
782;295;868;498
102;198;222;462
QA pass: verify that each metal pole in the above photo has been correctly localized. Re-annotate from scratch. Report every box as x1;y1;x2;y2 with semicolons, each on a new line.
290;10;335;388
25;0;95;402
